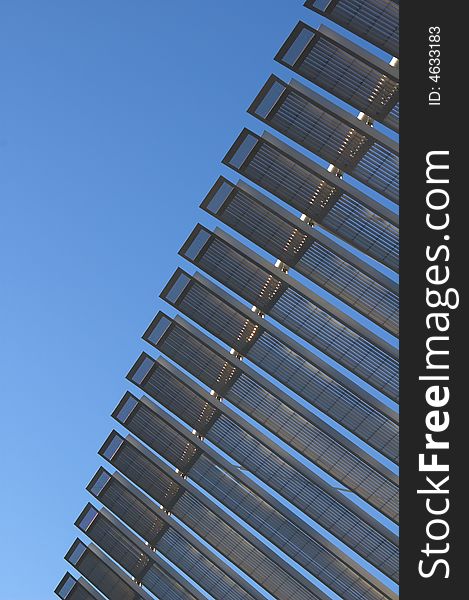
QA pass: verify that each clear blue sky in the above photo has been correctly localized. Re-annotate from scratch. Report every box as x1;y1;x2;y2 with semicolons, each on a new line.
0;2;395;599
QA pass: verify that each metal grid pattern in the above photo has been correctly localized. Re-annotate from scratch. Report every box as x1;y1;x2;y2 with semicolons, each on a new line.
140;361;220;435
298;241;398;334
213;185;312;267
386;101;399;131
157;528;255;600
152;317;398;468
305;0;399;57
270;289;398;399
351;143;398;202
113;389;397;587
230;361;398;460
104;436;320;600
155;322;242;396
155;326;399;459
256;83;398;202
132;351;398;526
210;411;398;533
234;137;342;220
224;135;398;269
102;437;319;599
67;545;144;600
174;493;321;600
174;279;261;352
94;475;256;600
141;567;195;600
277;25;399;128
250;331;398;456
188;237;399;401
192;452;398;587
320;194;398;271
105;440;183;510
124;402;202;472
196;236;287;311
91;475;168;547
175;280;261;355
82;512;151;580
205;183;398;335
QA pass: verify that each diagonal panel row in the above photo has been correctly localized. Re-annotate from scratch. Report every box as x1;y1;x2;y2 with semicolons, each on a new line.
86;468;268;600
127;353;398;529
141;312;398;466
201;177;398;335
304;0;399;57
64;539;193;600
56;5;399;600
179;227;399;402
114;390;398;588
98;431;329;600
75;502;259;600
275;23;399;131
222;130;399;271
248;76;398;203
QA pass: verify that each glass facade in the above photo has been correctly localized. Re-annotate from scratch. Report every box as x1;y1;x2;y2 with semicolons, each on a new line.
57;4;399;599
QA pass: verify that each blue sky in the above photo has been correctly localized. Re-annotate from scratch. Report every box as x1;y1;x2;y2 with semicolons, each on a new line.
0;2;396;598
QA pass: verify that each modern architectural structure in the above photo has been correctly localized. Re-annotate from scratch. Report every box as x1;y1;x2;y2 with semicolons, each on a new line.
57;2;399;598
